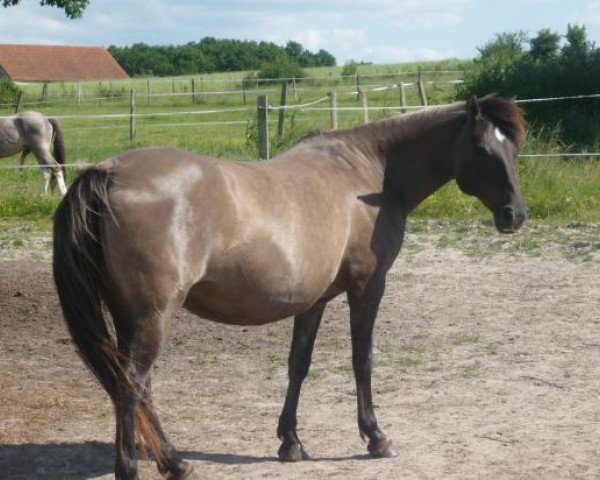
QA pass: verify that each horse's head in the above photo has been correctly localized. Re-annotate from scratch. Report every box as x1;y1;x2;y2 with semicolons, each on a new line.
454;95;528;233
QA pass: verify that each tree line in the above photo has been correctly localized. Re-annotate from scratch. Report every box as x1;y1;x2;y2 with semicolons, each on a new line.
108;38;336;77
460;24;600;148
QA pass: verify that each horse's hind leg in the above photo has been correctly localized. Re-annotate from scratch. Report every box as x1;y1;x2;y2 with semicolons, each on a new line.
41;167;52;196
18;147;31;174
31;147;66;196
110;298;196;480
139;377;196;479
277;303;326;461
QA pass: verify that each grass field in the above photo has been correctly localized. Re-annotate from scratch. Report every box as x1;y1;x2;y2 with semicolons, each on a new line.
2;62;600;227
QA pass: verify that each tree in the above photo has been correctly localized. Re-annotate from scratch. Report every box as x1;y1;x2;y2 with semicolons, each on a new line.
2;0;89;18
530;29;560;61
460;25;600;148
285;41;303;60
475;31;527;70
562;23;592;59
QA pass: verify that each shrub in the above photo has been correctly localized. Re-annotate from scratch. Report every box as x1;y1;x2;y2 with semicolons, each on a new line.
341;61;359;77
0;80;20;105
459;24;600;149
257;59;306;83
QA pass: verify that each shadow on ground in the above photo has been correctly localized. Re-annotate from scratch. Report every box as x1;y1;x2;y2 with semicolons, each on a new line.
0;441;373;479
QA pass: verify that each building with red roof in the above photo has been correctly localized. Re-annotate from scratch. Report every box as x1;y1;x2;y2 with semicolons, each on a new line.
0;44;129;83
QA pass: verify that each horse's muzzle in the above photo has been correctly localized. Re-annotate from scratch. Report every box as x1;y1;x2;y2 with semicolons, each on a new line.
494;204;527;234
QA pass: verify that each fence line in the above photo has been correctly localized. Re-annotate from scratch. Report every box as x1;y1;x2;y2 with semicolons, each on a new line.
12;70;463;88
0;106;252;121
68;120;249;131
266;96;330;111
515;93;600;104
3;91;600;123
0;82;442;108
3;151;600;171
6;70;464;107
4;87;600;164
519;153;600;158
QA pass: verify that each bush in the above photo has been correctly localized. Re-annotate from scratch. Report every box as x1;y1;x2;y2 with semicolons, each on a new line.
341;61;359;77
257;59;306;83
459;24;600;149
0;80;20;105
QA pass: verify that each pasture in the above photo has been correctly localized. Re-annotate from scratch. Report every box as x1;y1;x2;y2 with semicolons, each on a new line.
2;66;600;479
2;67;600;222
2;222;600;479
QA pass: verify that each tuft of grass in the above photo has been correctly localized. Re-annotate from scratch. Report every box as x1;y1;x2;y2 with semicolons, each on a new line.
451;333;480;345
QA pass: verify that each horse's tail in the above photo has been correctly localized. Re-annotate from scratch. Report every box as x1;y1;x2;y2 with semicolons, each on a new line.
52;167;162;459
48;117;66;178
53;167;118;397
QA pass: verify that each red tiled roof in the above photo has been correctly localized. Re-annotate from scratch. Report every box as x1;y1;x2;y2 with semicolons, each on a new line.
0;44;129;82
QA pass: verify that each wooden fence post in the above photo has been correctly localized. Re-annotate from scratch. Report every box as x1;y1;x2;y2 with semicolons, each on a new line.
292;77;298;101
417;69;427;107
356;74;361;100
398;82;407;113
242;78;247;105
77;82;82;103
277;81;288;140
257;95;269;160
191;78;196;102
329;90;338;130
146;79;152;105
14;90;23;113
41;83;48;104
359;89;369;124
129;89;137;141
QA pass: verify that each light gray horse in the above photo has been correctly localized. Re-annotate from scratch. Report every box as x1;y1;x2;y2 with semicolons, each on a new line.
0;111;67;195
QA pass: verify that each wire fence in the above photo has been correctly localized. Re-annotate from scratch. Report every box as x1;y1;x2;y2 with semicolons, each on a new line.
2;79;600;168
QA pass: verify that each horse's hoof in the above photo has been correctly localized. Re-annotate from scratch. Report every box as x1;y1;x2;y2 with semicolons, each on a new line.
368;438;398;458
278;441;311;461
165;461;197;480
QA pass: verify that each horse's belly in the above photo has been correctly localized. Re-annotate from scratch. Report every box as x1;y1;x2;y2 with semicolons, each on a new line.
183;279;320;325
183;229;343;324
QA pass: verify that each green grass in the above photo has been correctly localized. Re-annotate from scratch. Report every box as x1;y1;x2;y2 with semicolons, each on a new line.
2;62;600;228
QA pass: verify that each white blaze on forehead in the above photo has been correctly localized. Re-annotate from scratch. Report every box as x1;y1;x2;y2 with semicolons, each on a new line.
494;127;507;143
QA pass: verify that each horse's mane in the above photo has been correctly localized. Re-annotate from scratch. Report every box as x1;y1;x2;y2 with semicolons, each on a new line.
295;95;526;151
478;95;527;148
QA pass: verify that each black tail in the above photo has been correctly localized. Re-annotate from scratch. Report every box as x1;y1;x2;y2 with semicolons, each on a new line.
53;167;118;399
48;117;66;179
53;166;166;463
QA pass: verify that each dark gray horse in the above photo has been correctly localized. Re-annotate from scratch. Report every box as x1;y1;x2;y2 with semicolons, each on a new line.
0;111;67;195
53;95;527;480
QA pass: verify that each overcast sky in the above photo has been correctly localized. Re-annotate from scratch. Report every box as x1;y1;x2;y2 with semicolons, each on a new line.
1;0;599;64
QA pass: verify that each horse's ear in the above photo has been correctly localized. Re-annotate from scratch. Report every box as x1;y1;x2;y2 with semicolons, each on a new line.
466;95;491;149
467;95;481;122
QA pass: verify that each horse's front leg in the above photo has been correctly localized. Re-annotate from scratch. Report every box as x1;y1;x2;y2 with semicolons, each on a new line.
277;303;326;461
348;275;398;458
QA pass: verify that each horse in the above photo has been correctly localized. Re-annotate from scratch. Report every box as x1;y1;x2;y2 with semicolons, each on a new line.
52;95;527;480
0;111;67;196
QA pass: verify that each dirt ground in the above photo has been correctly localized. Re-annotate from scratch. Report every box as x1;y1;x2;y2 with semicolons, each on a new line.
1;223;600;479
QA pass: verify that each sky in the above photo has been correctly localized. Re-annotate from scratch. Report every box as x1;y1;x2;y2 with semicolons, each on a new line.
1;0;600;65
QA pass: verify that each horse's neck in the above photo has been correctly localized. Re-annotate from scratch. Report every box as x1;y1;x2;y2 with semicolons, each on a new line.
373;111;463;213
